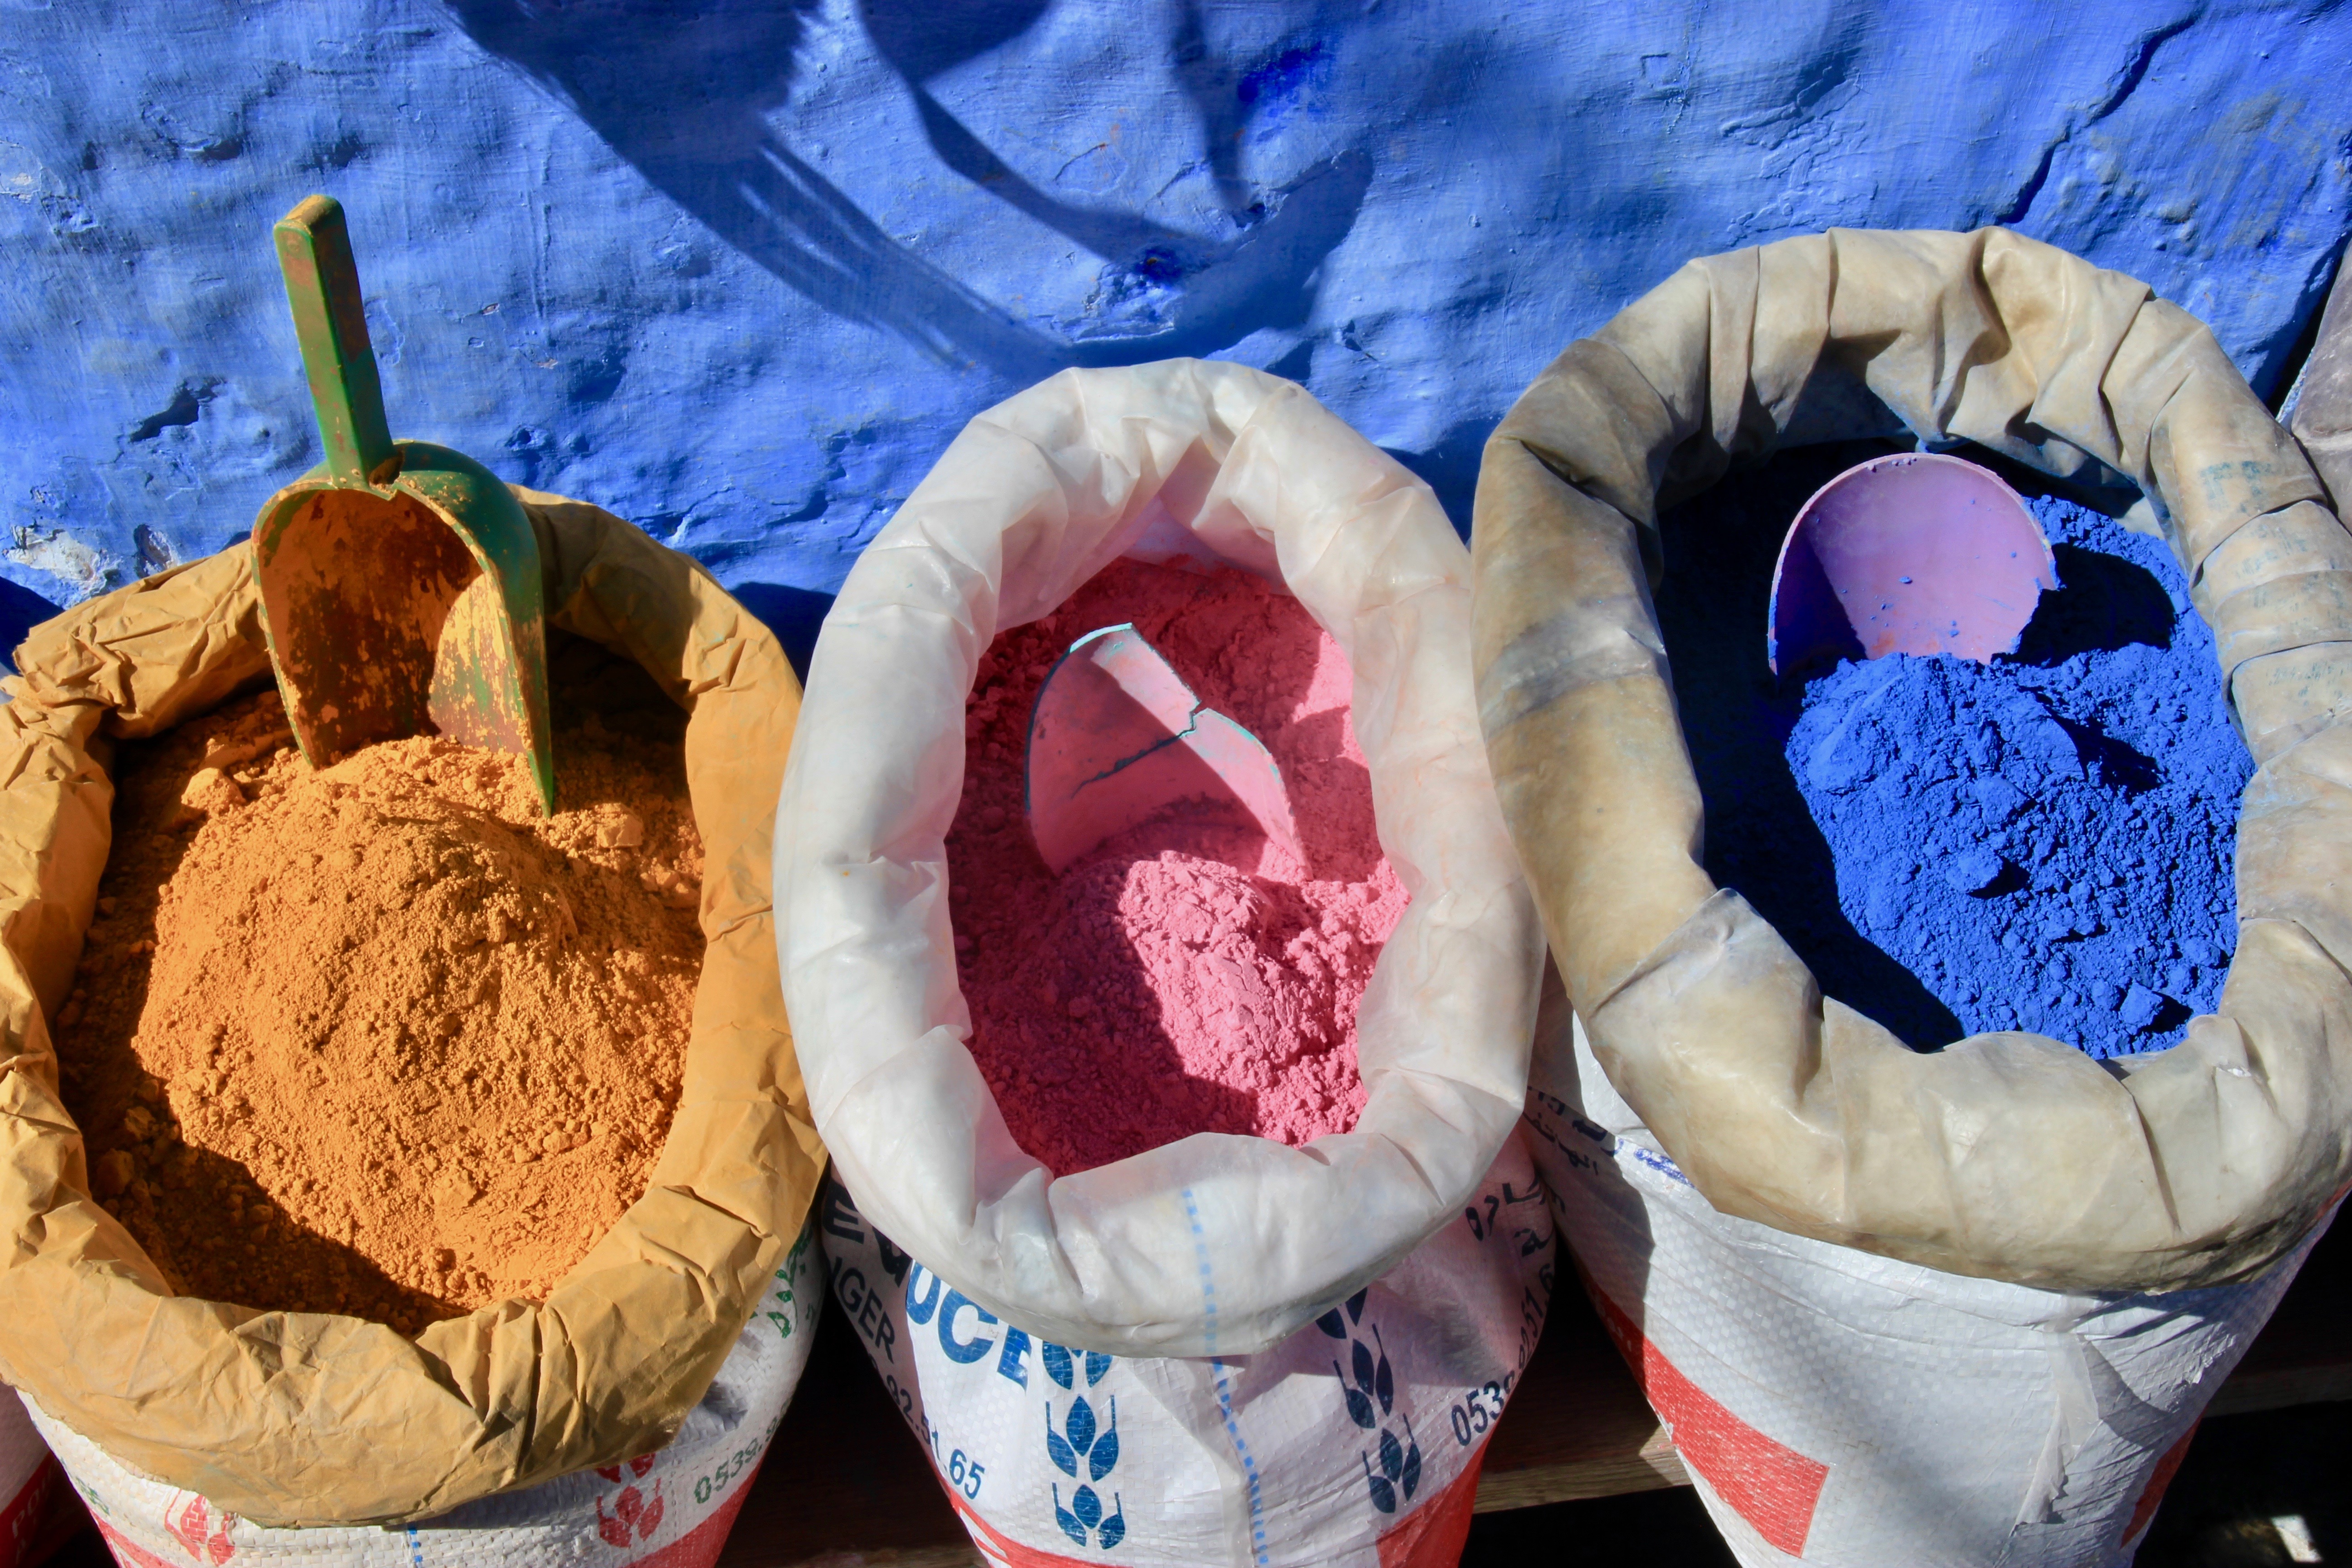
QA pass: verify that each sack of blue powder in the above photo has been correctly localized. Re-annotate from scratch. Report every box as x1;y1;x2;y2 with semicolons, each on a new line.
1477;225;2351;1288
1662;461;2248;1059
1474;227;2351;1564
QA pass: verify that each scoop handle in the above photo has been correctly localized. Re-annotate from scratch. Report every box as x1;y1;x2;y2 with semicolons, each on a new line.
274;194;397;488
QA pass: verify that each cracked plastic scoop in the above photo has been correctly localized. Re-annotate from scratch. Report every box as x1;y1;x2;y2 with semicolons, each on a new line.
1024;622;1302;874
251;194;557;814
1767;451;2059;676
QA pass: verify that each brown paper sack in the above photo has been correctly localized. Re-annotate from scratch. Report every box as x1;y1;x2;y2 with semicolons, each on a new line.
0;491;822;1525
1474;227;2352;1293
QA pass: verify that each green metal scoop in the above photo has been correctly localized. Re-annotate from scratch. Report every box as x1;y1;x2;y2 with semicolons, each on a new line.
250;194;556;813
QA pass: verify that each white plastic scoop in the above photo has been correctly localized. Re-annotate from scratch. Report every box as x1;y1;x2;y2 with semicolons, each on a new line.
1767;452;2059;676
1024;623;1302;873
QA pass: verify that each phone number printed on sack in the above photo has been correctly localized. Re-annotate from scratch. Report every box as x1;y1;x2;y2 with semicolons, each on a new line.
944;1448;986;1502
689;1433;767;1509
1448;1373;1515;1448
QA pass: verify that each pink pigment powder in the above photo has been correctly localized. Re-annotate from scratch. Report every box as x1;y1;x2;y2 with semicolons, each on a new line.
949;558;1406;1176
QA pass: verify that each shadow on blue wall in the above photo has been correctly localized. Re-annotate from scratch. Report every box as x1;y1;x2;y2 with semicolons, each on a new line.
0;578;63;674
1384;415;1500;539
443;0;1370;379
732;581;836;680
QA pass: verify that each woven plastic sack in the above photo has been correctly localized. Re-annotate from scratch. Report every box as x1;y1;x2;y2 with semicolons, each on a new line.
776;359;1545;1356
25;1223;817;1568
0;493;824;1526
1472;228;2352;1563
1526;977;2330;1565
820;1132;1553;1568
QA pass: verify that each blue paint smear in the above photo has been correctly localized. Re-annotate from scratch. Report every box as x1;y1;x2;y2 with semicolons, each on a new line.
1658;445;2247;1057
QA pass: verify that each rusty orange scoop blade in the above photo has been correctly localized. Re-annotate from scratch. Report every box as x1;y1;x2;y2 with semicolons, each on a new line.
249;195;556;813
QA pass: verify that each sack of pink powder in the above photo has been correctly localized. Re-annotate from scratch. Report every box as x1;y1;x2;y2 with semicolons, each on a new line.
778;361;1552;1566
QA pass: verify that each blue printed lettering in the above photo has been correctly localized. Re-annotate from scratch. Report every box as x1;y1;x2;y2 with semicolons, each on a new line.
905;1264;944;1326
996;1325;1031;1387
938;1290;998;1363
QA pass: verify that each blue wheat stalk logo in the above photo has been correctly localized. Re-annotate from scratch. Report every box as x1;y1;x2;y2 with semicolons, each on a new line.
1317;1289;1421;1514
1044;1341;1124;1549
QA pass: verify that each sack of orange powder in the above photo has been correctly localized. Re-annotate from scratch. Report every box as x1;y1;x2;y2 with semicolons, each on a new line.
0;490;824;1548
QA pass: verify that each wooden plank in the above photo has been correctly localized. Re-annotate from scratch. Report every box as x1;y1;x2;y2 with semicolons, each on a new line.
716;1310;970;1568
1471;1281;1684;1512
2206;1210;2350;1418
754;1551;978;1567
712;1214;2348;1566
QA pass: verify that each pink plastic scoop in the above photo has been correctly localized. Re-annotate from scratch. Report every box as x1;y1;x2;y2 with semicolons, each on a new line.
1767;452;2059;675
1024;623;1302;874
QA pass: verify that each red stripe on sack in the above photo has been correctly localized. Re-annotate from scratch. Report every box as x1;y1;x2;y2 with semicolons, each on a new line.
0;1459;65;1568
92;1519;174;1568
1376;1439;1486;1568
92;1465;760;1568
951;1450;1492;1568
1590;1285;1828;1557
612;1465;762;1568
2122;1423;2198;1547
947;1493;1113;1568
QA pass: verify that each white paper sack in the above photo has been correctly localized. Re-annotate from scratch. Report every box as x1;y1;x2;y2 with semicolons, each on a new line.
1525;985;2328;1568
775;360;1546;1356
822;1133;1554;1568
21;1225;821;1568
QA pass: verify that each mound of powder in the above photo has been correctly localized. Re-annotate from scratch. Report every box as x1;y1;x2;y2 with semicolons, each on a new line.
949;558;1405;1176
1656;445;2247;1056
59;644;703;1334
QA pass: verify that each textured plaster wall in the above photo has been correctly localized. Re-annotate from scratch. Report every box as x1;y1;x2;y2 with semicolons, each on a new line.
2;1;2347;661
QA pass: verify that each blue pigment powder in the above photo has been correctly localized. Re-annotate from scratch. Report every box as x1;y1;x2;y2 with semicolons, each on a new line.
1655;445;2250;1058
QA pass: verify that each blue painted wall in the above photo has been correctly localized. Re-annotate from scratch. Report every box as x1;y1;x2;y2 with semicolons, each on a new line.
2;1;2347;662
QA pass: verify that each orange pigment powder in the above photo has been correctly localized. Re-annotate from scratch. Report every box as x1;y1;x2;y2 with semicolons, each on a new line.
59;648;702;1335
